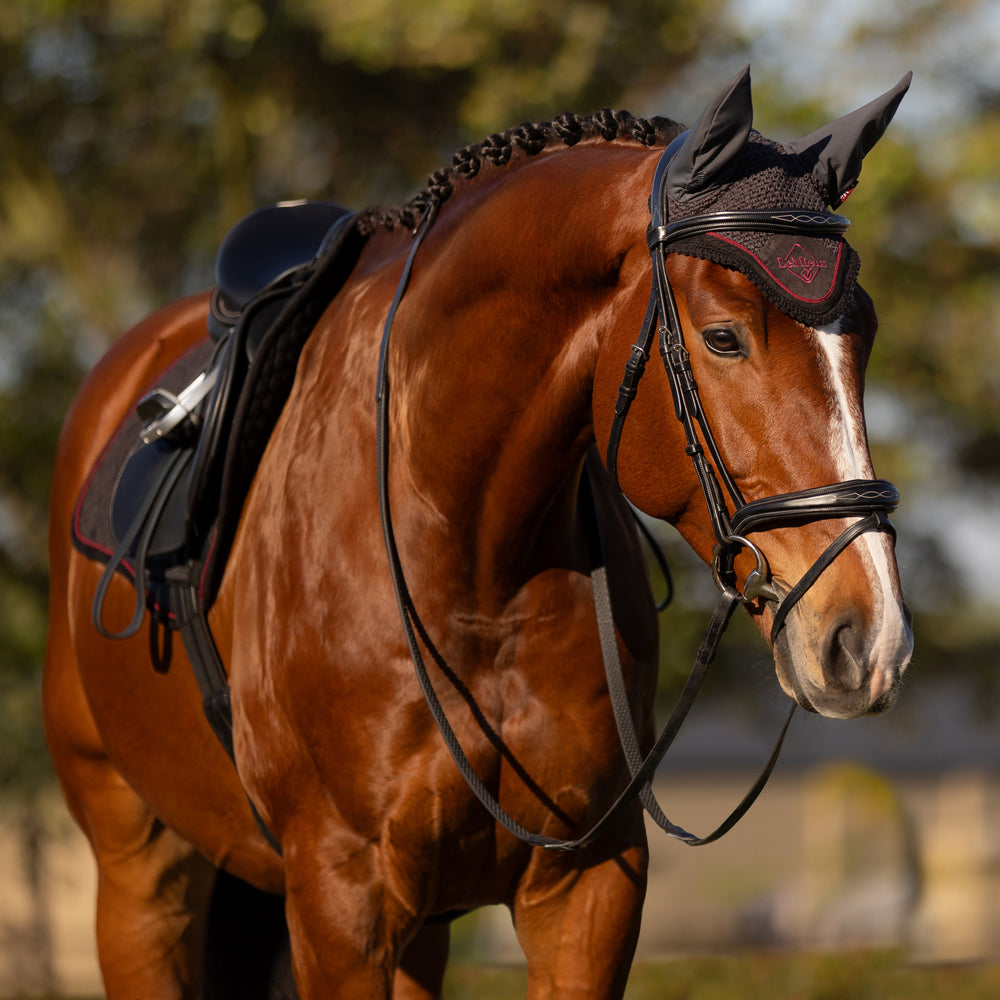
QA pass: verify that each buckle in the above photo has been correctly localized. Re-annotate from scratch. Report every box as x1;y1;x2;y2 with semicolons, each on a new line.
137;368;218;445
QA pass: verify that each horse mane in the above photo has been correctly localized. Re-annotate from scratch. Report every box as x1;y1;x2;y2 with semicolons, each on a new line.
357;109;682;236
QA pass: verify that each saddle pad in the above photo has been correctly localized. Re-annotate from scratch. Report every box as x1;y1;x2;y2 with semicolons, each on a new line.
72;338;216;583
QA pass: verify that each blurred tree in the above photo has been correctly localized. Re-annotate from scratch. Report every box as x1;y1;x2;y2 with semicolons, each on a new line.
0;0;726;325
720;0;1000;455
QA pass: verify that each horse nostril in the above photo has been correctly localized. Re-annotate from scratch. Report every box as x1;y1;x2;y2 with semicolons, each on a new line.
823;617;867;691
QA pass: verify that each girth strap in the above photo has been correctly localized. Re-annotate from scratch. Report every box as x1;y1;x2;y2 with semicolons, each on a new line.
170;568;284;856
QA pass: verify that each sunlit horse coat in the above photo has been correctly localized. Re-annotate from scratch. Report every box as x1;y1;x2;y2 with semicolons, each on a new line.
44;67;912;999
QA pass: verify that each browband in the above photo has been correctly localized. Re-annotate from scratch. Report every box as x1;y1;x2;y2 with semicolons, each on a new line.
648;209;850;251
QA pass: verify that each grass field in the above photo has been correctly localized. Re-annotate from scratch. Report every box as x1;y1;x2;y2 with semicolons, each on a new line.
441;951;1000;1000
17;950;1000;999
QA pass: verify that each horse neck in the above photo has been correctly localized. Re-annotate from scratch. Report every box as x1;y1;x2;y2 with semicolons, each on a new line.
386;143;656;610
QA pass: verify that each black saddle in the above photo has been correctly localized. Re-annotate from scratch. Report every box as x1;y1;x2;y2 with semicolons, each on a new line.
208;200;352;351
76;200;366;640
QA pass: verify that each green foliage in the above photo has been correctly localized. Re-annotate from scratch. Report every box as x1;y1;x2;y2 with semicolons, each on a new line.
441;951;1000;1000
0;285;85;795
0;0;724;327
849;127;1000;442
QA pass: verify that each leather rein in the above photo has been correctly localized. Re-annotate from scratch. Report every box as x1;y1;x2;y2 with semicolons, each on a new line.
375;138;899;852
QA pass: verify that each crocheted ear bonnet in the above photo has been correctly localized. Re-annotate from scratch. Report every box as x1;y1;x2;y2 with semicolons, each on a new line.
661;67;911;327
665;135;859;326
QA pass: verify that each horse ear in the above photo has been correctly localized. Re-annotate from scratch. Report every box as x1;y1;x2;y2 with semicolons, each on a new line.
665;65;754;202
786;72;912;207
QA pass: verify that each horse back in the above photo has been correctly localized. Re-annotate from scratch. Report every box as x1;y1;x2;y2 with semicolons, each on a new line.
55;295;210;496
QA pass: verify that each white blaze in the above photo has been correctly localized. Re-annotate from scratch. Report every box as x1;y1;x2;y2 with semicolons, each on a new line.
810;320;909;686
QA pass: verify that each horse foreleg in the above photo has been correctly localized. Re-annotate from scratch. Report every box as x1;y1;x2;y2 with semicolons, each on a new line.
50;746;217;997
392;920;450;1000
511;837;648;1000
94;804;217;998
283;840;416;1000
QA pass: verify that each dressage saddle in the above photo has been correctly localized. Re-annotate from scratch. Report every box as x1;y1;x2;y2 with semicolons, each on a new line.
79;200;359;621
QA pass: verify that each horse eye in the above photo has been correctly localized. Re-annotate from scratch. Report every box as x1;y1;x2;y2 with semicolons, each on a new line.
703;327;742;356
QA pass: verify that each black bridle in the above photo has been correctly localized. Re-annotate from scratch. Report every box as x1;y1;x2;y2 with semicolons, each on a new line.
375;138;900;852
606;136;899;640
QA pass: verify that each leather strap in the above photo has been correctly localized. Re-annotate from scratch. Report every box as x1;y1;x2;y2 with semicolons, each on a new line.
605;293;658;484
647;209;850;250
379;450;786;850
769;511;896;643
92;447;192;639
172;568;284;856
582;468;794;847
730;480;899;535
375;203;791;851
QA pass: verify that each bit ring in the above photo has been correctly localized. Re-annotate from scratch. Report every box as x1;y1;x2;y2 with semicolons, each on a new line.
712;535;779;604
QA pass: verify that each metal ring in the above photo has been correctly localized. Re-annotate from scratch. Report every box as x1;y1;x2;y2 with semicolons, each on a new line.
712;535;778;604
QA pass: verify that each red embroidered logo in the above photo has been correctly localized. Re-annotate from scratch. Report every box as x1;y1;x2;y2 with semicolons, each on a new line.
776;244;828;284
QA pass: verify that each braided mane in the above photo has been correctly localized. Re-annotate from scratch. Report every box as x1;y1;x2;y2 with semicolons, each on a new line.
357;109;682;235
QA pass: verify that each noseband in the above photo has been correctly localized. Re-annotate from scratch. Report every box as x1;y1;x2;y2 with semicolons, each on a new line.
607;137;899;640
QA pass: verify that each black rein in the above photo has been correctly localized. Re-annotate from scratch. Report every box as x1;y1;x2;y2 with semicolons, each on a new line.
375;136;900;852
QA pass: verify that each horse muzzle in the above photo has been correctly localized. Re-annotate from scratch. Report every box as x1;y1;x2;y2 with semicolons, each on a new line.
770;593;913;720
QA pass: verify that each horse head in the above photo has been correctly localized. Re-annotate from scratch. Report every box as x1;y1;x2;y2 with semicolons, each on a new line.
598;67;913;720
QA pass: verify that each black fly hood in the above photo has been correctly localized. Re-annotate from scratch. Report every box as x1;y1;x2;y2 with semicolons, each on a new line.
657;66;911;327
664;133;860;326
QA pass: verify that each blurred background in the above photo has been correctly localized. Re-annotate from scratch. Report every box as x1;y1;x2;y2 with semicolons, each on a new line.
1;0;999;994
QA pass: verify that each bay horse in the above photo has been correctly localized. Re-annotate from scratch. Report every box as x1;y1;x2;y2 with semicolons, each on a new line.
44;67;913;999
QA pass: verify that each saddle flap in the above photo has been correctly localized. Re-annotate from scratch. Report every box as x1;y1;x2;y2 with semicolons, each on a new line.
110;437;193;565
73;206;368;627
